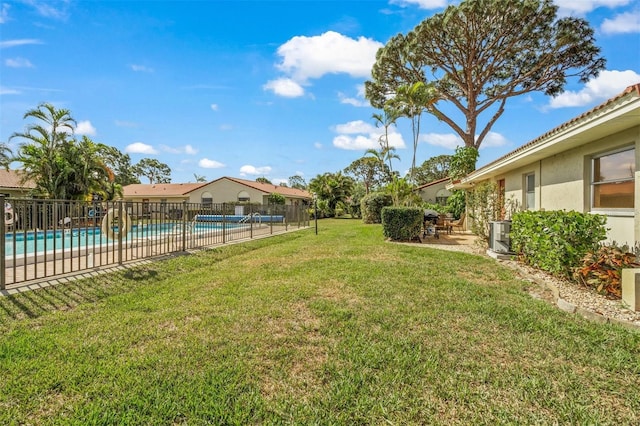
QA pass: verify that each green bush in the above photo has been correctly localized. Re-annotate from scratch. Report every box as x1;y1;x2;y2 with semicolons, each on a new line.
510;210;607;278
361;192;393;224
381;206;423;241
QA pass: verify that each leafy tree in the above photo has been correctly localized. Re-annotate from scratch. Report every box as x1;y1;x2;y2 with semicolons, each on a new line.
97;145;140;187
135;158;171;184
410;154;451;186
366;0;605;155
384;176;422;207
288;175;307;190
268;192;286;205
10;103;78;198
449;146;479;180
256;177;272;184
63;136;113;200
309;172;355;217
344;156;387;194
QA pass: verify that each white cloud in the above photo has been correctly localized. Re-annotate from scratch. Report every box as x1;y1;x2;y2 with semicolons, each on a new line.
210;103;219;111
421;133;463;150
125;142;158;154
480;132;509;148
0;39;42;49
276;31;382;82
332;120;406;150
0;86;20;95
239;165;272;176
5;57;33;68
601;11;640;34
219;124;233;131
27;1;69;20
130;64;154;73
76;120;96;136
161;144;198;155
314;142;323;149
272;178;288;185
295;171;305;176
390;0;448;9
266;31;383;97
263;78;305;97
554;0;631;16
338;85;369;107
0;3;10;24
115;120;139;128
421;131;508;150
549;70;640;108
199;158;225;169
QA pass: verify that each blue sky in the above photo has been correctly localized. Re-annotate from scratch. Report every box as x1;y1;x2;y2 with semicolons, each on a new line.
1;0;639;185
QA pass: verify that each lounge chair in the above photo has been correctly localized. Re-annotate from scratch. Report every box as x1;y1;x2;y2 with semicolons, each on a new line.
450;214;466;233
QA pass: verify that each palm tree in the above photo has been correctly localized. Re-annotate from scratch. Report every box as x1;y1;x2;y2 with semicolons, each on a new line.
309;172;355;216
10;103;77;198
387;82;438;185
372;107;400;173
0;143;12;168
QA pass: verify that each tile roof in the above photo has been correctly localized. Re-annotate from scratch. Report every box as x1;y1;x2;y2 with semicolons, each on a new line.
122;177;312;199
122;182;208;197
474;83;640;175
415;177;450;190
218;177;312;198
0;169;36;190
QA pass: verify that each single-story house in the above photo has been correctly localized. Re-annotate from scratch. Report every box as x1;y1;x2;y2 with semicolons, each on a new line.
449;83;640;246
0;169;36;198
415;177;451;205
122;176;312;218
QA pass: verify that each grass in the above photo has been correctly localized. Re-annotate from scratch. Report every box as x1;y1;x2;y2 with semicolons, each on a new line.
1;219;639;425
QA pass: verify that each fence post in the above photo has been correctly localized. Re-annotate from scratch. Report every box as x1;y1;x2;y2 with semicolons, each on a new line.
250;203;253;239
1;195;5;290
117;200;123;265
182;201;187;252
222;203;226;244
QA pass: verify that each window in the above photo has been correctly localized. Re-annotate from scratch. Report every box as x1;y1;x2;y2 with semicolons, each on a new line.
592;147;635;209
201;192;213;208
435;188;450;206
524;173;535;210
238;191;250;202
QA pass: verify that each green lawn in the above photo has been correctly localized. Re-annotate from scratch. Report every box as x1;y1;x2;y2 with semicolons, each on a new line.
1;219;639;425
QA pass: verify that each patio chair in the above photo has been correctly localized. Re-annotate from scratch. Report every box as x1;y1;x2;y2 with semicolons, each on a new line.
450;214;466;233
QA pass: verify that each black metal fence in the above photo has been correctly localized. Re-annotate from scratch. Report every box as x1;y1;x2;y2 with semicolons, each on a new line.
1;196;310;290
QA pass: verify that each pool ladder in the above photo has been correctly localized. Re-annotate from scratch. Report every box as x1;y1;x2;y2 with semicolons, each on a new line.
239;212;261;223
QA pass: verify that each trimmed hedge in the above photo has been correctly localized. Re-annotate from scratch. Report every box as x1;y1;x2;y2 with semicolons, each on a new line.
381;206;423;241
510;210;607;278
361;193;393;224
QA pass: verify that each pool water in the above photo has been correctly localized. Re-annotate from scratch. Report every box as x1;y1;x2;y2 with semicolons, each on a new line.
4;222;237;257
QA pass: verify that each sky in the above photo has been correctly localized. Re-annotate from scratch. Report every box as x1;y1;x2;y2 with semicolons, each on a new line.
1;0;639;186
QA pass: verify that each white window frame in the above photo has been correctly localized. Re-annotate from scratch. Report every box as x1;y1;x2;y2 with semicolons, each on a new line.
591;146;635;213
524;173;535;210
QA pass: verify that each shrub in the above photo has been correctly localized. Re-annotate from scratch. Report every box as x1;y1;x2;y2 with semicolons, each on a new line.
381;206;423;241
361;192;393;224
510;210;607;278
573;245;640;298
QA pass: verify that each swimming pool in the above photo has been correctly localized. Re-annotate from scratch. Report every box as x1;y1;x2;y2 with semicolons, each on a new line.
4;222;241;257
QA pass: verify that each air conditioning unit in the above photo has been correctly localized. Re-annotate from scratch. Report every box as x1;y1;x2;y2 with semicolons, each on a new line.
489;221;513;254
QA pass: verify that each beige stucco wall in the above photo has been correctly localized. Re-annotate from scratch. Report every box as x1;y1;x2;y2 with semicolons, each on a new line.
418;181;451;204
491;125;639;245
189;180;266;204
